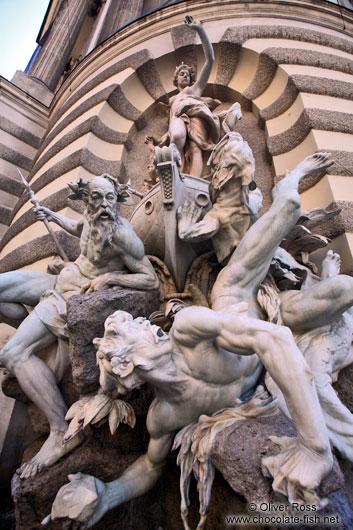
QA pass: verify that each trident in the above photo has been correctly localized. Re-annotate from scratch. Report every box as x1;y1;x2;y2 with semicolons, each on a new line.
18;169;69;262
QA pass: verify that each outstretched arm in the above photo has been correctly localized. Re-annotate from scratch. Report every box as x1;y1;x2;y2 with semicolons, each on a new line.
174;305;331;452
174;306;332;504
105;433;172;511
34;206;83;237
217;311;333;503
45;433;173;528
185;16;214;95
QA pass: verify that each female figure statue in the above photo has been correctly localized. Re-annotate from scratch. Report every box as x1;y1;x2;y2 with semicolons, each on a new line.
161;16;221;177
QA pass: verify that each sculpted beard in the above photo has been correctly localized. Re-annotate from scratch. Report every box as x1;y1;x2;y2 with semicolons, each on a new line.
86;204;119;255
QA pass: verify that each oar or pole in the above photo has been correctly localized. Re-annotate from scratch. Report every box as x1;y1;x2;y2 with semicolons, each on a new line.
18;169;69;262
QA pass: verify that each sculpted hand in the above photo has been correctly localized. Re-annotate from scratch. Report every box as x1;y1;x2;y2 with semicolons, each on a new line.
184;15;202;30
33;205;53;222
262;437;332;507
81;274;113;294
177;201;203;239
42;473;108;529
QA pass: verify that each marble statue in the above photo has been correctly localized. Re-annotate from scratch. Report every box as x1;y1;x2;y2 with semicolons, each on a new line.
158;16;222;178
0;174;158;479
178;131;261;263
265;249;353;462
45;153;338;528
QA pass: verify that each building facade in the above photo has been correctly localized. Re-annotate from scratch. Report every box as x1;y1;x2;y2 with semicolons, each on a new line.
0;0;353;274
1;0;353;500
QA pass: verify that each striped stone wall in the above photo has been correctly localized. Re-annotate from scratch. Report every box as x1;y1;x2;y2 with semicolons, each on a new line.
0;79;49;242
1;0;352;272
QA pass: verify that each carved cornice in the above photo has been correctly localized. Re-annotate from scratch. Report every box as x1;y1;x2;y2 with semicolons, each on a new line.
2;0;353;265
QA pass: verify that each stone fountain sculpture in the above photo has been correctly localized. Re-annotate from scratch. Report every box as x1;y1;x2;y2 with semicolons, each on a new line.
44;151;353;530
0;174;158;479
3;15;353;530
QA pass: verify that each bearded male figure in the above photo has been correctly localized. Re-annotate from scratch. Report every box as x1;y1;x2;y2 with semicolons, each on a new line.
46;153;345;529
0;174;159;479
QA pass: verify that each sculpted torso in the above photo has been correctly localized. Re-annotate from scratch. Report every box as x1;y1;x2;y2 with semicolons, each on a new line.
53;180;158;295
169;89;202;120
123;309;261;436
79;217;124;269
55;217;129;294
151;343;260;433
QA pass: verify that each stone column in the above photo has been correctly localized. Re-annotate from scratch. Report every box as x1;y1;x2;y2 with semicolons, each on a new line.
110;0;144;30
28;0;90;92
97;0;144;44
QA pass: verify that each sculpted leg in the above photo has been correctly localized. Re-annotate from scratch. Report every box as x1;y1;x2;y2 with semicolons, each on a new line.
0;270;55;306
211;153;333;306
170;117;187;156
279;275;353;331
210;188;302;308
0;270;55;326
0;302;29;328
0;310;80;478
188;140;204;178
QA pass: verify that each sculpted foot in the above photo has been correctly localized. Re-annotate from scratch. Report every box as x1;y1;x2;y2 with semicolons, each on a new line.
17;430;82;479
321;250;341;279
295;152;333;183
272;152;334;202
